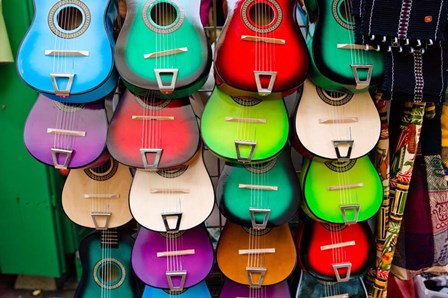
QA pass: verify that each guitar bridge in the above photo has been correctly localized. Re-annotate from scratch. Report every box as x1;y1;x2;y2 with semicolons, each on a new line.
254;71;277;96
235;140;256;162
50;73;75;97
246;267;267;287
166;270;187;291
332;140;354;161
154;68;178;95
140;148;162;170
91;212;111;230
340;204;360;224
161;212;183;232
249;208;271;230
332;262;352;282
51;148;73;169
351;64;373;90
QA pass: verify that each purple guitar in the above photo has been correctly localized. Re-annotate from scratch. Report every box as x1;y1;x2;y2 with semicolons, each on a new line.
132;224;214;291
24;94;108;169
220;278;291;297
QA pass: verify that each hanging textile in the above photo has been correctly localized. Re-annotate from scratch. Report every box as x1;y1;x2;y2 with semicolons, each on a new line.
366;101;426;298
381;46;448;103
391;105;448;279
352;0;448;51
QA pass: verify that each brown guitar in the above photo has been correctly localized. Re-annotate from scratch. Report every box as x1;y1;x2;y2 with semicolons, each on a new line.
216;221;296;287
62;155;133;229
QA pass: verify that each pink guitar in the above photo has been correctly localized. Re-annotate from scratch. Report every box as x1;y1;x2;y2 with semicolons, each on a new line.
131;224;214;291
24;94;107;169
107;89;200;170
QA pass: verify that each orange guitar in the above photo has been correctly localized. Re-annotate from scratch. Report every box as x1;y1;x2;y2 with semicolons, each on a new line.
216;221;296;287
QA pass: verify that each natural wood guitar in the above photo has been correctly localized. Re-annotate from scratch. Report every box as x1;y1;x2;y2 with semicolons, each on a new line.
62;155;133;229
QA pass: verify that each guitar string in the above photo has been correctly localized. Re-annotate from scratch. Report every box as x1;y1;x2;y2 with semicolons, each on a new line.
56;3;79;169
108;229;113;298
346;0;367;80
53;3;66;162
99;164;107;298
331;88;351;285
106;229;110;298
101;229;105;298
329;89;356;221
325;91;351;289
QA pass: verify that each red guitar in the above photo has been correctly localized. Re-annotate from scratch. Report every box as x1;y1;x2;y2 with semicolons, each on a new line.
214;0;309;96
107;89;200;169
297;217;375;283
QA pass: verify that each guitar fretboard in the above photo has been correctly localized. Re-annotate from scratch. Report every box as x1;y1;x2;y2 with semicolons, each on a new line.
101;229;119;248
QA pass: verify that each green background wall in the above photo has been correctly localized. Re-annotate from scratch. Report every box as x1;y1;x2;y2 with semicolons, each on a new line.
0;0;81;277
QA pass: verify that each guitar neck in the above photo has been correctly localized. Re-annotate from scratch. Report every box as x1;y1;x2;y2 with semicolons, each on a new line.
101;229;119;249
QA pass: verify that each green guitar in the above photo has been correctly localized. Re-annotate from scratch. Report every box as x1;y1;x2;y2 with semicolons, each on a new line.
115;0;212;98
201;87;289;163
305;0;384;92
300;155;383;223
216;148;300;229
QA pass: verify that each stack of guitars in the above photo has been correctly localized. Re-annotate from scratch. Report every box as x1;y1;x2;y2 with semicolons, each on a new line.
13;0;448;297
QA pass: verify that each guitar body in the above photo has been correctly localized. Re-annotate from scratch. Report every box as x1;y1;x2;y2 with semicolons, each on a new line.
293;79;381;160
216;148;300;228
214;0;308;96
132;225;214;290
17;0;118;103
306;0;384;92
107;89;200;169
220;279;291;298
62;156;133;229
296;218;375;282
201;87;288;163
75;230;140;298
300;156;383;223
216;222;296;286
295;270;368;297
129;151;214;232
142;281;211;297
24;94;107;169
115;0;212;98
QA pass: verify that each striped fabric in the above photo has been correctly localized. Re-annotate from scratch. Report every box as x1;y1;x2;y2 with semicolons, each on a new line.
353;0;448;50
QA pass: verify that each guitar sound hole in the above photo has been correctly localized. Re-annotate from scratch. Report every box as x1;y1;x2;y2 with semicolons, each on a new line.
84;158;119;181
151;2;177;27
94;258;126;289
241;0;282;33
99;263;121;283
135;95;171;110
248;3;275;27
338;0;353;24
333;0;355;29
91;159;112;175
324;159;356;172
57;6;83;31
316;87;352;106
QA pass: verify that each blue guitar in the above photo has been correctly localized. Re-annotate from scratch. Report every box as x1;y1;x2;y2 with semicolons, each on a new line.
75;229;141;298
17;0;118;103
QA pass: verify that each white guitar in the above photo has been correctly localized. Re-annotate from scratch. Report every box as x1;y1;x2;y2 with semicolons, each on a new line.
129;149;215;232
294;79;381;160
